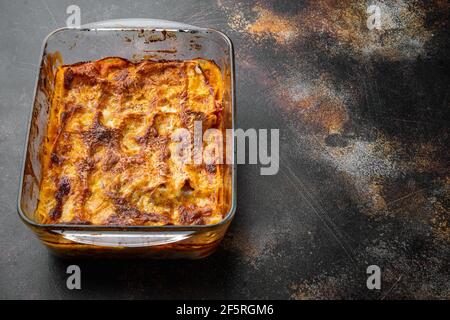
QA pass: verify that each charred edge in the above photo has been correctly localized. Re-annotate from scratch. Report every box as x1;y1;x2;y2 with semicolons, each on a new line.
180;110;206;129
143;49;178;54
60;104;83;127
82;113;120;149
64;218;92;225
135;126;158;145
102;150;120;171
181;179;195;193
108;154;147;174
106;194;170;225
49;176;71;221
62;57;216;71
142;30;176;44
63;68;74;90
63;64;100;89
50;152;65;166
113;69;129;82
113;69;136;93
205;164;216;173
190;42;202;51
77;157;95;174
201;68;215;98
178;205;212;225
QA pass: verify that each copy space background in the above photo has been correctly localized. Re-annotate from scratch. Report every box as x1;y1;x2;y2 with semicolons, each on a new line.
0;0;448;299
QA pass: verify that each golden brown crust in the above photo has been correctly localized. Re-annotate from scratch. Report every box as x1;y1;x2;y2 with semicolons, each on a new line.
36;57;225;226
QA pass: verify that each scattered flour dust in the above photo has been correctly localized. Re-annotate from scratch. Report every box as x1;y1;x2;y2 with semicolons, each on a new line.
322;139;398;179
282;73;353;135
246;5;299;45
218;0;435;59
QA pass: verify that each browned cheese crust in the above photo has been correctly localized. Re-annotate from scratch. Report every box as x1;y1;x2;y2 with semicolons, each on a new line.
36;57;225;226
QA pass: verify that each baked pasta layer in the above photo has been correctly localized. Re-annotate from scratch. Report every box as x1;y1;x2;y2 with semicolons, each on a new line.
36;57;225;226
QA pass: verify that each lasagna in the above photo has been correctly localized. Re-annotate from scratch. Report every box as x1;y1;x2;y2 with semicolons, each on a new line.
36;57;225;226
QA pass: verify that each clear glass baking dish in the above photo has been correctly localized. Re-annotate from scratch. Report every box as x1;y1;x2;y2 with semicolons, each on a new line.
17;19;236;259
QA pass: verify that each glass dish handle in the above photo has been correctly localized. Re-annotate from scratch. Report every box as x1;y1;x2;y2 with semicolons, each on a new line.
52;230;194;247
82;18;202;31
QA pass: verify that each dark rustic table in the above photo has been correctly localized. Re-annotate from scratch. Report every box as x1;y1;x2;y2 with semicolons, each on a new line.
0;0;448;299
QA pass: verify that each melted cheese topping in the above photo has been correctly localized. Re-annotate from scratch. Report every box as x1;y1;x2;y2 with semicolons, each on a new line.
36;57;225;226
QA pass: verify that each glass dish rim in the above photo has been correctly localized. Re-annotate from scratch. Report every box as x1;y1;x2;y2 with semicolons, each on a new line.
17;23;236;232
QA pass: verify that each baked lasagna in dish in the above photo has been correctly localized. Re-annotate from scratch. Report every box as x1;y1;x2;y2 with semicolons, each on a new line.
36;57;225;226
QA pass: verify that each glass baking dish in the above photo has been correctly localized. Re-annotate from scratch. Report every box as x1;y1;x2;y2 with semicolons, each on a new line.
17;19;236;259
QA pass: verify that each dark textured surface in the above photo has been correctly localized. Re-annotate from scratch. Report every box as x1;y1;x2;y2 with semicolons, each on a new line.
0;0;449;299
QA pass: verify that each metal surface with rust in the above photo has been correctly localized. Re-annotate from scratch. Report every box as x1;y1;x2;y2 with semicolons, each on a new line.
0;0;448;299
